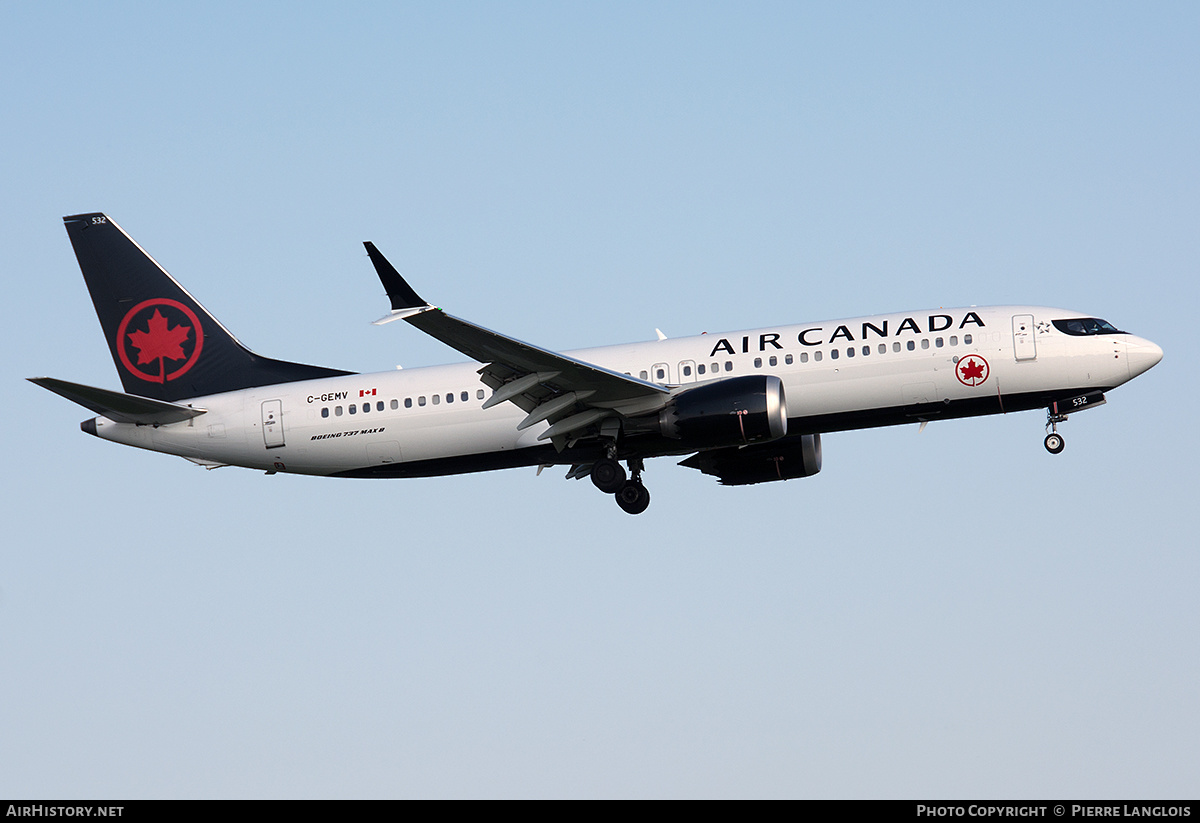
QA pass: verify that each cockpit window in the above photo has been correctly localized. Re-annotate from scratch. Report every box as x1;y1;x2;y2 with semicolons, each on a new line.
1052;318;1124;336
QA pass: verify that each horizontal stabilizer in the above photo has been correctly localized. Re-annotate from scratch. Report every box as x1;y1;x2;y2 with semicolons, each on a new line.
28;377;207;425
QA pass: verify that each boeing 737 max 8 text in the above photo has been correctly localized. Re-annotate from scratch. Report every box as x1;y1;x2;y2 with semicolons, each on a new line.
31;213;1163;514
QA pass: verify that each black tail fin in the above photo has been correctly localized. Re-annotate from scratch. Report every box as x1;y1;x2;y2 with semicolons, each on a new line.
63;213;352;402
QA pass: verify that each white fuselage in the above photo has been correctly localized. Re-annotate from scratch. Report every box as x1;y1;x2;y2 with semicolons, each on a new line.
87;305;1162;476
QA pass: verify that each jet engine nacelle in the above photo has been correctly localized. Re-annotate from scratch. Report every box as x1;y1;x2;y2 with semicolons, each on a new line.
679;433;823;486
658;375;787;448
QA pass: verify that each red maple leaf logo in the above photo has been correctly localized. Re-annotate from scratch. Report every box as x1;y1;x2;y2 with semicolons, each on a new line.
127;309;192;382
959;358;985;382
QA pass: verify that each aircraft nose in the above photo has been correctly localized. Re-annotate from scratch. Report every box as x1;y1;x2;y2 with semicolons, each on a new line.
1126;336;1163;378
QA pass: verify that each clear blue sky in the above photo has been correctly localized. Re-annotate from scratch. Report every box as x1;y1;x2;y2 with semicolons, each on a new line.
2;2;1196;798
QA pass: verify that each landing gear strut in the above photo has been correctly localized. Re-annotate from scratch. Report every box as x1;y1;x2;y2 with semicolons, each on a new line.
1044;408;1067;454
615;457;650;515
589;444;651;514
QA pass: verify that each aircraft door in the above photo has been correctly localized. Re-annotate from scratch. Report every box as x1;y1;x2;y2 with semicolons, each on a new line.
261;400;285;448
678;360;698;383
1012;314;1036;361
367;441;402;465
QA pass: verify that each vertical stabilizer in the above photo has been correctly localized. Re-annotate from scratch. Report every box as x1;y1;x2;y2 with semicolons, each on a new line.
63;213;351;402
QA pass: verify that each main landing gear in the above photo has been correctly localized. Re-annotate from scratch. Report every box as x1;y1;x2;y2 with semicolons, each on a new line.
591;452;650;514
590;456;626;493
1044;407;1067;454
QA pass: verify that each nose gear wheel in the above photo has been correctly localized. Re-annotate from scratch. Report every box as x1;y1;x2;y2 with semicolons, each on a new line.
1044;407;1068;454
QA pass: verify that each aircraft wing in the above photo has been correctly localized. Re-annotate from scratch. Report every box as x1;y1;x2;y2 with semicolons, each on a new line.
364;243;670;446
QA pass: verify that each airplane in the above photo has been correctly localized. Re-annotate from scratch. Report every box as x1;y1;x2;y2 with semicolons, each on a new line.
31;212;1163;514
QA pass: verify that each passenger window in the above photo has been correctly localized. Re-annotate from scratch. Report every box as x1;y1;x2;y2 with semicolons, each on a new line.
893;342;901;352
405;398;413;408
377;401;384;411
390;399;398;410
697;364;706;375
846;347;854;358
349;404;357;414
432;394;440;405
831;349;839;360
935;337;944;348
921;339;930;350
950;335;958;346
878;344;886;354
361;403;369;413
724;361;733;372
964;334;973;345
907;341;915;351
769;356;777;366
321;407;329;418
639;370;648;380
786;354;794;365
477;389;485;400
461;391;469;402
711;363;719;373
799;352;808;363
446;393;453;403
335;406;343;416
656;368;665;380
418;396;426;407
754;357;763;368
814;351;823;362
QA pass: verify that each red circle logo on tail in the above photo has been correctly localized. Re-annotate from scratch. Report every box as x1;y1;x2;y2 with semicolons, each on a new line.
116;299;204;383
956;354;990;387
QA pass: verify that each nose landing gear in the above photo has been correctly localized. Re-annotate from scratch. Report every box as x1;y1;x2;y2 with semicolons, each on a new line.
1044;407;1067;454
1041;392;1107;454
